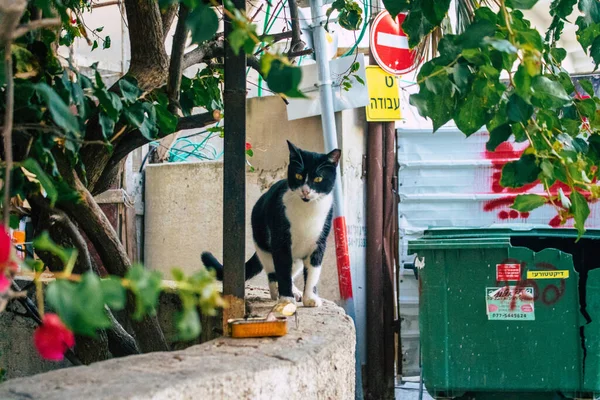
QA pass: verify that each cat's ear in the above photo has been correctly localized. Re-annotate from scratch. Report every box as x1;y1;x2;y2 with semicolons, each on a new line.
287;140;303;164
327;149;341;166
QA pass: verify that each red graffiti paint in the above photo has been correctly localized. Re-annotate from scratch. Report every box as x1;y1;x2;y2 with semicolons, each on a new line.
333;216;353;300
482;139;595;226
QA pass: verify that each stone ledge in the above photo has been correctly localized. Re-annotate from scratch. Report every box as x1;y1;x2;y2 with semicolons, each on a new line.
0;287;356;400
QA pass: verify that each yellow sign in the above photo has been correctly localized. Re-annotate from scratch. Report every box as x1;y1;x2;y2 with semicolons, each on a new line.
527;270;570;279
365;66;401;122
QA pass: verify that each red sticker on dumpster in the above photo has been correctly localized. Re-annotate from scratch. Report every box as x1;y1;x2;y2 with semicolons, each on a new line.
496;263;521;281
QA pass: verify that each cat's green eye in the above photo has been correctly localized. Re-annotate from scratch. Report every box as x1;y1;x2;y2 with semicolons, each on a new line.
295;173;303;180
314;176;323;183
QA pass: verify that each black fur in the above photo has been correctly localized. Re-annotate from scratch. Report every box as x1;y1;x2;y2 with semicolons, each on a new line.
201;252;262;281
201;141;340;300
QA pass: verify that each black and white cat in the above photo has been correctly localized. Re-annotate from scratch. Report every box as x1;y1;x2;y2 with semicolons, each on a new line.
201;141;340;307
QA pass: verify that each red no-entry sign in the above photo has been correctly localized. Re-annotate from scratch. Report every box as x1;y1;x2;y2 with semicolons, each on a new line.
370;11;416;75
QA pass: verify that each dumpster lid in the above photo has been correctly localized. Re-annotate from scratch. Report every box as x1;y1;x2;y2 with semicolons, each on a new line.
408;228;600;249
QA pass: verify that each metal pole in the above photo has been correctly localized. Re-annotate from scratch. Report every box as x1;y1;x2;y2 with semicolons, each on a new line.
309;1;363;398
222;0;247;326
366;120;385;399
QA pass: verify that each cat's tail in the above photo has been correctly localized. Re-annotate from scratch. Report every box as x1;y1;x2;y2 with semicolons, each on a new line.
201;252;263;282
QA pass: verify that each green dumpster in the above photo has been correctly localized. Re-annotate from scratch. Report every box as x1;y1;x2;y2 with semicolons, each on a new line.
409;228;600;400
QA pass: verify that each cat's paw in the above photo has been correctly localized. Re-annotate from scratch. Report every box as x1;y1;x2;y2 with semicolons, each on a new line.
292;286;303;302
302;294;322;307
278;296;297;305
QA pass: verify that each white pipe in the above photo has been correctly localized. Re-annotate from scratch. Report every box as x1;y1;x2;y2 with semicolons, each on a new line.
309;0;363;398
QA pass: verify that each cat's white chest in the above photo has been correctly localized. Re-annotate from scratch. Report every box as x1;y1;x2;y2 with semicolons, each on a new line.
283;192;333;260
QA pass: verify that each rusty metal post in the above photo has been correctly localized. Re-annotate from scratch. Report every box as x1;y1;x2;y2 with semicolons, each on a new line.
366;120;385;399
382;121;398;393
222;0;247;327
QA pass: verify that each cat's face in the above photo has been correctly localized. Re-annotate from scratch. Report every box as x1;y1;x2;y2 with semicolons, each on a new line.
286;141;341;202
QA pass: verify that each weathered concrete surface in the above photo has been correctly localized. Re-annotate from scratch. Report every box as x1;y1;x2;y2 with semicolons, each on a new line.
0;287;356;400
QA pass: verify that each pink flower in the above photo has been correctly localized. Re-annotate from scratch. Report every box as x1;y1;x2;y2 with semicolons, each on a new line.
34;314;75;361
245;142;252;151
0;225;10;265
0;274;9;293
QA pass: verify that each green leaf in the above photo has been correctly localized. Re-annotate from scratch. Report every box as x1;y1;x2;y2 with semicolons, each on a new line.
21;159;58;207
557;71;575;94
91;40;98;51
530;76;572;109
125;264;163;320
512;194;547;212
118;77;142;104
579;0;600;25
9;215;19;230
154;103;178;134
123;102;145;128
550;0;577;20
514;65;533;99
266;60;306;98
500;153;541;188
187;4;219;44
95;88;123;120
590;35;600;67
550;47;567;63
171;268;186;281
33;231;74;266
103;36;111;49
410;65;456;132
576;98;597;118
47;272;113;337
382;0;409;19
570;190;590;237
507;94;534;122
458;19;496;48
402;4;435;48
507;0;539;9
228;29;254;56
456;91;488;135
484;37;518;53
35;83;80;134
579;79;595;96
175;306;201;341
421;0;451;26
101;277;126;310
456;73;502;135
99;112;115;139
487;124;512;151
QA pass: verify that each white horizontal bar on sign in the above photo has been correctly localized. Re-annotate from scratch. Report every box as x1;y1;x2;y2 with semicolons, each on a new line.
377;32;409;49
398;193;545;201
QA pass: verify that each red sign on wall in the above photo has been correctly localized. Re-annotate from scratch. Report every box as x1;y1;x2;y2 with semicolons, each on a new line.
369;11;417;75
496;264;522;281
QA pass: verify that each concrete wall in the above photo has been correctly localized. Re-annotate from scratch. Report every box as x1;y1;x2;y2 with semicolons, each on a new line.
144;96;367;307
0;288;356;400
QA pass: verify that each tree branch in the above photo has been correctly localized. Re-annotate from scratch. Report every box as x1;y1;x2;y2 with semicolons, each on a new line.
287;0;305;54
12;18;61;39
161;3;179;40
2;42;13;227
167;4;190;114
182;36;224;71
54;153;169;353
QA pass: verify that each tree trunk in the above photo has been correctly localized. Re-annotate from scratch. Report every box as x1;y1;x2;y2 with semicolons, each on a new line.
123;0;169;91
53;153;169;353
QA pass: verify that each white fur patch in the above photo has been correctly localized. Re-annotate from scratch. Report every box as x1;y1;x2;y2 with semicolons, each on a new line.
282;190;333;261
